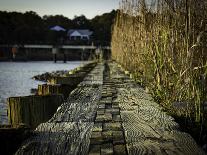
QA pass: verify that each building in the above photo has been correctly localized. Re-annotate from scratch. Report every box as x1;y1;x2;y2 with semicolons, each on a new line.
50;25;66;32
67;29;93;40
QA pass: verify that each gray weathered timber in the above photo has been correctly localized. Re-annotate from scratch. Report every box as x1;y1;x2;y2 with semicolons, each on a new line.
49;75;84;86
37;62;97;99
37;84;76;99
88;62;128;155
15;61;204;155
16;63;104;155
109;62;204;155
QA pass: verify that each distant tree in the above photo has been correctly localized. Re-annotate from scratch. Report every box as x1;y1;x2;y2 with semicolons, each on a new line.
0;11;45;44
43;15;74;29
0;11;12;44
21;11;45;43
0;10;118;45
91;10;118;45
72;15;91;29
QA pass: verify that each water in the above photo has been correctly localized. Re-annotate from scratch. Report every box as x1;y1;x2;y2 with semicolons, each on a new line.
0;61;83;124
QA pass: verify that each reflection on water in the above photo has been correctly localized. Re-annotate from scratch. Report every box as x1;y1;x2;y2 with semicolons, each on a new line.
0;61;83;124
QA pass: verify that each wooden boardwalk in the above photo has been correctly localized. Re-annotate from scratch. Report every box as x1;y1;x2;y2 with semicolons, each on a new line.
16;61;204;155
0;44;111;50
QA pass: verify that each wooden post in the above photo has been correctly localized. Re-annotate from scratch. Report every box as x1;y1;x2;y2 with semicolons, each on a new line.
25;48;29;61
11;45;18;61
54;54;57;63
63;52;66;63
49;74;86;86
38;84;76;99
52;47;58;63
8;95;64;129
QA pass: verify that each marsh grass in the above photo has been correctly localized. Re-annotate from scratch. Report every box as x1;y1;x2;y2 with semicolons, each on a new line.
112;0;207;123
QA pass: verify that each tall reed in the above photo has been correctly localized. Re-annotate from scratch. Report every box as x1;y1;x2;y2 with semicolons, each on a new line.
112;0;207;122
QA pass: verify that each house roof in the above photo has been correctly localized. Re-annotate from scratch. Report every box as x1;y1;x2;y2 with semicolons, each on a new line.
68;29;93;36
70;31;82;37
50;25;66;31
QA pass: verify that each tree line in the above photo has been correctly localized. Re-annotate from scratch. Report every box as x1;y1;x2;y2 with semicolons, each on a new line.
0;10;118;46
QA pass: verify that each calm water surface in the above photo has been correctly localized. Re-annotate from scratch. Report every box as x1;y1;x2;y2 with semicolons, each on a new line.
0;61;84;124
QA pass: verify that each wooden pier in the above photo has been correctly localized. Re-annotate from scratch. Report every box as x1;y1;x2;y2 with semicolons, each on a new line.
0;45;111;62
2;61;205;154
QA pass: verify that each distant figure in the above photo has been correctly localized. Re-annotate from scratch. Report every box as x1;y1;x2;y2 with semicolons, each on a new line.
52;47;58;63
11;45;18;60
95;47;103;60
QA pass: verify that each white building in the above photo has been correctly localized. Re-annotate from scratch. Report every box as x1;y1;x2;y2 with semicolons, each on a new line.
50;25;66;32
67;29;93;40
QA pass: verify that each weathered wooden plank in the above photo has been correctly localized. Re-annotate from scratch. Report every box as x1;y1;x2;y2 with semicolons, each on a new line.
16;122;93;155
88;63;127;155
109;62;204;155
37;84;76;99
49;75;85;85
14;61;204;155
15;63;104;155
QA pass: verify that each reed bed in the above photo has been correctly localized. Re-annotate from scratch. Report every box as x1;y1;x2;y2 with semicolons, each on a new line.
112;0;207;123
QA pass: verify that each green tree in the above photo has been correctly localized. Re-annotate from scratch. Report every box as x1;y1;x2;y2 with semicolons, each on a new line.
72;15;91;29
91;10;117;45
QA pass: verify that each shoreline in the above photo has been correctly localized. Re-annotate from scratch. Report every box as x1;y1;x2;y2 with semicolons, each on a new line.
0;61;87;125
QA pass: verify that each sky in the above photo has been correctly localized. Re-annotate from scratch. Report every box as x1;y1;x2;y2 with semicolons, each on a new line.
0;0;120;19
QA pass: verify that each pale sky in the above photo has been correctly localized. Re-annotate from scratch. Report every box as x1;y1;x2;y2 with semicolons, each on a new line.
0;0;120;19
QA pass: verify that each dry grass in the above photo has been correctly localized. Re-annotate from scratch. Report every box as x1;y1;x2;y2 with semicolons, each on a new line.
112;0;207;122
